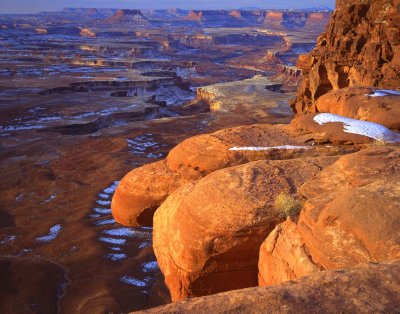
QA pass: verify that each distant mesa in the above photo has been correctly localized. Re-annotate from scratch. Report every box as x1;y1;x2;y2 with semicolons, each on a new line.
80;28;96;38
104;9;149;26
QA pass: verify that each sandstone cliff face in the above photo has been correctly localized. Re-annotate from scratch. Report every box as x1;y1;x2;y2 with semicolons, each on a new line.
293;0;400;114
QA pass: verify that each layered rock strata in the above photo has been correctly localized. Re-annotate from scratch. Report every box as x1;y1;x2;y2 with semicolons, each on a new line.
293;0;400;114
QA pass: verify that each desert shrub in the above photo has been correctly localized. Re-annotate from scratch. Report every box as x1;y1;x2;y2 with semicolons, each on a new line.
275;192;302;219
371;138;388;147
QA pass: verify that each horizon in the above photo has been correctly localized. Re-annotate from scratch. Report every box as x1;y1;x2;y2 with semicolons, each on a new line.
0;0;335;14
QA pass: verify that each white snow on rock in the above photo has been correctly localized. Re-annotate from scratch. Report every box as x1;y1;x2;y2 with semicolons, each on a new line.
120;276;149;287
229;145;310;151
36;224;62;243
366;89;400;97
313;113;400;143
99;237;126;245
142;261;159;273
1;235;16;244
105;253;127;261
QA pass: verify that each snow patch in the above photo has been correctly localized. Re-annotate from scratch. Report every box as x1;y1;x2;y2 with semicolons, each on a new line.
99;237;126;245
229;145;310;151
103;181;120;194
142;261;158;272
96;200;111;206
94;218;115;226
36;224;62;243
366;89;400;97
313;113;400;143
120;276;149;287
105;253;127;261
1;235;16;244
93;207;111;215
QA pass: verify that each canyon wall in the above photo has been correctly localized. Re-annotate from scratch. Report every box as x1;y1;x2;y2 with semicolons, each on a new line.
292;0;400;114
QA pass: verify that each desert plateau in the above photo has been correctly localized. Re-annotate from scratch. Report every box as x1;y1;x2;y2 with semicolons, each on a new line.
0;0;399;313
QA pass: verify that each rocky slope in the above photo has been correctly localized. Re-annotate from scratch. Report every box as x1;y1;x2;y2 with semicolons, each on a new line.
138;260;400;313
293;0;400;114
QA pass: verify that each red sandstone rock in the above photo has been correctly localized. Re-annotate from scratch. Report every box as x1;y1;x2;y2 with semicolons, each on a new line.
258;219;320;286
112;124;336;227
293;0;400;114
298;146;400;269
111;160;188;226
166;124;313;180
290;113;374;144
258;147;400;287
311;86;400;130
153;157;338;301
138;260;400;314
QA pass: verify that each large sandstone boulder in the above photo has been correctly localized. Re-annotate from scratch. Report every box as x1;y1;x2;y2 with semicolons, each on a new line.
165;124;311;179
153;157;338;301
258;219;320;286
298;146;400;268
258;147;400;286
138;261;400;314
113;124;332;227
293;0;400;114
112;160;187;226
290;113;400;144
311;86;400;130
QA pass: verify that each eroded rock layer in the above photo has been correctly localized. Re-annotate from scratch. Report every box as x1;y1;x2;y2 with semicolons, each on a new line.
293;0;400;114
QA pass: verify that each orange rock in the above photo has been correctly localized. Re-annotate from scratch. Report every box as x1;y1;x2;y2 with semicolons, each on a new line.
113;124;330;227
111;160;187;226
138;261;400;314
312;86;400;130
166;124;312;180
298;146;400;269
153;157;337;301
258;219;320;286
290;113;373;144
258;147;400;288
293;0;400;113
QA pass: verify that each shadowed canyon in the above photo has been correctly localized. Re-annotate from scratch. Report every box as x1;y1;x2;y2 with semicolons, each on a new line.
0;1;399;313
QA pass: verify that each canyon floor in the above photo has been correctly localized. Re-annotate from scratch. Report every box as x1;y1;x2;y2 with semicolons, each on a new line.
0;9;326;313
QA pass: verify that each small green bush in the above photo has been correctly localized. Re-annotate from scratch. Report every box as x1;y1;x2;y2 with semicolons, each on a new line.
275;192;302;219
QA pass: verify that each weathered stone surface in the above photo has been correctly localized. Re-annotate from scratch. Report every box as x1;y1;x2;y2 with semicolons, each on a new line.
290;113;374;144
311;86;400;130
258;147;400;287
153;157;338;301
298;146;400;269
293;0;400;114
258;219;320;286
0;256;68;314
138;260;400;314
112;160;188;226
113;124;338;227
